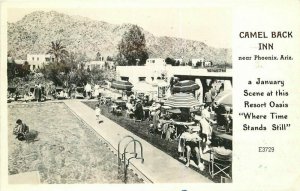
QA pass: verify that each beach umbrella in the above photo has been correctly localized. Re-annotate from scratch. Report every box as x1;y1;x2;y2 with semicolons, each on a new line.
111;80;133;91
164;93;200;108
173;80;200;93
214;89;232;106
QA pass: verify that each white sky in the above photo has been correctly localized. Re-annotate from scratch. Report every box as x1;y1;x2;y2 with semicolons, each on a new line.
7;7;232;48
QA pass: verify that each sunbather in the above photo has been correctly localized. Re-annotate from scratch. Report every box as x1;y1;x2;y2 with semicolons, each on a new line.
180;126;205;171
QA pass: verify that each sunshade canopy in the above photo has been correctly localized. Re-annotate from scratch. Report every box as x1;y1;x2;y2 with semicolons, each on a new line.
164;93;200;108
214;89;232;106
173;80;200;93
111;80;133;91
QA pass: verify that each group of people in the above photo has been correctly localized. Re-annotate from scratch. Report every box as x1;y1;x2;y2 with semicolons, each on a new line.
8;83;45;103
177;103;232;172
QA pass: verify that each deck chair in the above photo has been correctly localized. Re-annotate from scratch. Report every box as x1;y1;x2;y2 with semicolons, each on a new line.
178;128;202;162
209;148;232;179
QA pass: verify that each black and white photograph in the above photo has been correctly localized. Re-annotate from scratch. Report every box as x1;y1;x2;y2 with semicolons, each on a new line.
6;6;232;184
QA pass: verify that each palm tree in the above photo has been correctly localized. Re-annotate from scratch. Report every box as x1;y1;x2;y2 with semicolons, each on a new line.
47;40;69;64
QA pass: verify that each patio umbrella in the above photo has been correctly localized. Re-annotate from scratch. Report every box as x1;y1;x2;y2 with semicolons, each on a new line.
173;80;200;93
214;89;232;106
111;80;133;91
164;93;200;108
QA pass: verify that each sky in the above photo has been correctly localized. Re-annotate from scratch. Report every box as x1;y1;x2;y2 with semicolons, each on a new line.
7;7;232;48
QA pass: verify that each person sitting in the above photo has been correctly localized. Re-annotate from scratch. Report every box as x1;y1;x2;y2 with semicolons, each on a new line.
24;93;30;103
126;102;134;118
64;91;69;99
13;119;29;141
179;126;205;171
59;90;64;98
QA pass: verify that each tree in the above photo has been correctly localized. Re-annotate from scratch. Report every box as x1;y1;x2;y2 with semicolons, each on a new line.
165;57;180;66
117;25;148;66
47;40;69;64
7;58;16;81
106;56;113;61
21;61;31;77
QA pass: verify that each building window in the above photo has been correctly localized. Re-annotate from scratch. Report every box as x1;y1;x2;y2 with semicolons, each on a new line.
121;76;129;81
37;57;39;61
45;58;50;62
33;65;36;70
151;77;154;81
32;57;34;61
52;58;54;62
139;77;146;81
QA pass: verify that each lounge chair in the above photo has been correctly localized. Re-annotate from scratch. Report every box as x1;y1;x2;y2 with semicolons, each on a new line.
209;147;232;179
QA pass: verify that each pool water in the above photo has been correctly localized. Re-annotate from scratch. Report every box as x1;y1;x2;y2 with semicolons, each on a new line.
8;102;143;184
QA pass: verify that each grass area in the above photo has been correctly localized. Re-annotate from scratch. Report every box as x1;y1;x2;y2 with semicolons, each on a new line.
83;101;227;183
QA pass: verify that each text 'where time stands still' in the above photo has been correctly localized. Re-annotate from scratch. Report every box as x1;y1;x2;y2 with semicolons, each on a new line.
241;78;290;131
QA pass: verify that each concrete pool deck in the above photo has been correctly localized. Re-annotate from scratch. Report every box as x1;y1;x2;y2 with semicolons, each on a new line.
64;100;212;183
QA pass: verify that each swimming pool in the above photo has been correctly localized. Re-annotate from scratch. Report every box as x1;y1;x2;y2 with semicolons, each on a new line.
8;102;143;184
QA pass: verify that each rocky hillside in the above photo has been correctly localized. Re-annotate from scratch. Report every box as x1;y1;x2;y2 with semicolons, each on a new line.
8;11;231;65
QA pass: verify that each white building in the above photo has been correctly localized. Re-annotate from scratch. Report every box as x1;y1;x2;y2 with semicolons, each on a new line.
84;61;106;70
174;58;183;65
116;58;169;85
204;61;213;67
82;59;115;70
145;58;166;68
192;58;205;67
27;54;54;71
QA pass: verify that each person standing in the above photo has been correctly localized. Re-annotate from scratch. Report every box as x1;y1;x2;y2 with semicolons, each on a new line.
204;89;212;105
37;83;42;102
85;83;92;99
134;100;144;120
95;104;103;123
34;84;39;102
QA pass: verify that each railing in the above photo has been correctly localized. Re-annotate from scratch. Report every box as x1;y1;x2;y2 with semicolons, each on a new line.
118;135;144;183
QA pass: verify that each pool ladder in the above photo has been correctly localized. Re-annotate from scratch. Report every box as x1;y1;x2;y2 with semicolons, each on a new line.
118;135;144;183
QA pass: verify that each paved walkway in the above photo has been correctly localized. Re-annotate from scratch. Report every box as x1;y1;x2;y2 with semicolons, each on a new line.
64;100;212;183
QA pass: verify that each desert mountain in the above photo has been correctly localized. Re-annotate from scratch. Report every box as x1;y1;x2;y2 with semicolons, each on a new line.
8;11;231;65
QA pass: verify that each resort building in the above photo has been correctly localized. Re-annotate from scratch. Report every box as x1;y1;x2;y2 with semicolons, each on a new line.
82;59;115;70
84;61;106;70
27;54;54;71
145;58;166;68
192;58;205;67
116;60;232;100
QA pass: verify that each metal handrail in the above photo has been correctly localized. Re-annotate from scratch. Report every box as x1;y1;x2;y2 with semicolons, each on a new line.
118;135;136;170
117;135;144;183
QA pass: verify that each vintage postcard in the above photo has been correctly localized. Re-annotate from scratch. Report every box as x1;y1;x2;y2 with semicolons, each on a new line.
0;1;299;191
